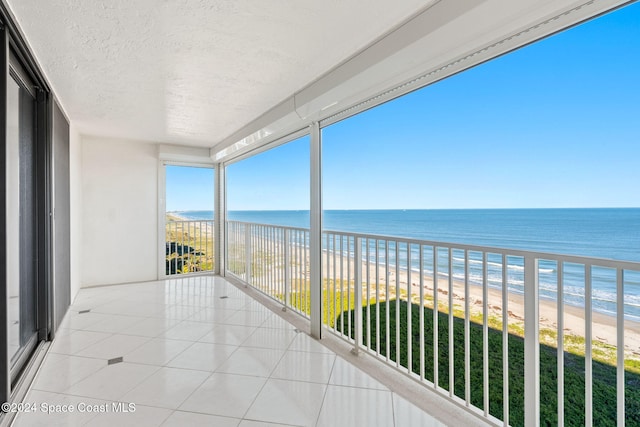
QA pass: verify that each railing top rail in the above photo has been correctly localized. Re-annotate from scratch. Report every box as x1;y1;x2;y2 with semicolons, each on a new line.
226;220;640;270
166;219;215;224
227;219;310;233
326;229;640;270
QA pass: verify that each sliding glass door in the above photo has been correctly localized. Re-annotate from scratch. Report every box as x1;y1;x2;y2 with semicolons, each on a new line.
6;55;39;379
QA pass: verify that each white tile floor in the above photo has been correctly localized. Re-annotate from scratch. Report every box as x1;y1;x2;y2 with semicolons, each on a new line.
13;276;445;427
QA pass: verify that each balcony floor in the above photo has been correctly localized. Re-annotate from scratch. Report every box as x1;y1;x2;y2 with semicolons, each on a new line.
14;276;445;426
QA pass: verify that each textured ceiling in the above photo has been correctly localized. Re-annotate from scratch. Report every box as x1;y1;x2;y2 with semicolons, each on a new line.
7;0;431;147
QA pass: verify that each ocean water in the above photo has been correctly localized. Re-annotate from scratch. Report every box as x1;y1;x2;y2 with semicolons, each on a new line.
174;208;640;319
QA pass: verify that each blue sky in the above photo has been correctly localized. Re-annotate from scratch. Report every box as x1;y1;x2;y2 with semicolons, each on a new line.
180;3;640;211
166;165;214;211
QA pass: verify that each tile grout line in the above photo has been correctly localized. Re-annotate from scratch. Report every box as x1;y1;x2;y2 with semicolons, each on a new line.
237;325;294;422
313;350;339;427
57;362;162;404
155;369;215;416
164;329;246;415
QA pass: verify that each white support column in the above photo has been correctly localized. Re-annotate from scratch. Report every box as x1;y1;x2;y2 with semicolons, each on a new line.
524;255;540;427
214;164;226;276
310;122;322;339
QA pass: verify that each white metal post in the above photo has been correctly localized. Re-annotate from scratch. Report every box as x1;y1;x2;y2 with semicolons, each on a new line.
617;269;625;427
524;255;540;427
353;237;363;354
245;224;252;284
585;265;593;427
284;229;291;310
310;122;322;339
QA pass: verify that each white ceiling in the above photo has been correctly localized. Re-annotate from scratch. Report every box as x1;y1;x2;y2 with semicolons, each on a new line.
6;0;433;147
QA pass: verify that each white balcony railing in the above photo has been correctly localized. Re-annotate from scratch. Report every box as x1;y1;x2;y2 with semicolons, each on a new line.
226;220;640;427
165;219;215;275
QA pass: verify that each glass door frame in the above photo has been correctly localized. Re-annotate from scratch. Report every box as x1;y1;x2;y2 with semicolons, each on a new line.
0;25;52;404
6;50;40;383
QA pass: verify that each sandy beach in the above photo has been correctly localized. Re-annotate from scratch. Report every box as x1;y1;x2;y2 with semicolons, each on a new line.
317;248;640;361
165;213;215;273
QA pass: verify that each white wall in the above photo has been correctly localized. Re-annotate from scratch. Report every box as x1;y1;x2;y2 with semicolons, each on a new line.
69;124;82;299
81;136;158;286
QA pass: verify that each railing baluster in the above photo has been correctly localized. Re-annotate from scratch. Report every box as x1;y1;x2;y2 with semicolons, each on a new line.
348;236;352;341
557;261;564;427
302;231;306;314
325;232;329;326
254;226;258;285
354;237;363;354
502;254;509;426
617;268;625;427
408;243;412;375
376;239;381;356
255;226;259;286
385;240;390;362
524;255;540;427
434;246;439;390
245;224;251;283
340;235;345;336
395;241;400;368
251;225;262;289
297;230;301;312
234;222;237;275
278;228;281;300
483;252;489;417
419;245;425;382
465;250;470;406
269;226;272;294
366;238;371;351
556;261;564;427
257;226;261;288
180;221;185;274
585;264;593;427
448;248;454;396
273;228;277;296
284;229;290;310
215;220;217;271
333;234;337;334
261;226;265;290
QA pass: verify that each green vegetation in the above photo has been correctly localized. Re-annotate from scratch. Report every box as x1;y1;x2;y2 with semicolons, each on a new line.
165;217;214;274
334;301;640;427
274;280;356;326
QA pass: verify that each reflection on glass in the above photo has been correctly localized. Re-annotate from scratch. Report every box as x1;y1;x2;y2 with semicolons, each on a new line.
6;79;20;358
7;71;37;369
7;76;21;362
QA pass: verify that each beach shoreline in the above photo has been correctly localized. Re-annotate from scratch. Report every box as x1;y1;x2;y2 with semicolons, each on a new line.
318;248;640;359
